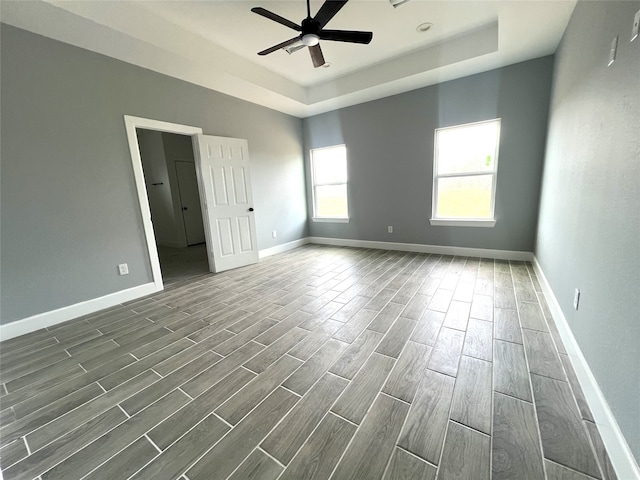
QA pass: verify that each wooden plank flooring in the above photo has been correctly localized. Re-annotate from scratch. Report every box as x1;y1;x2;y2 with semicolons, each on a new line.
0;245;615;479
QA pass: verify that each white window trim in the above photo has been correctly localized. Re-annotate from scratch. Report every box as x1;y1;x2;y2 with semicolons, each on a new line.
312;217;350;223
431;118;501;226
310;144;350;222
429;219;496;227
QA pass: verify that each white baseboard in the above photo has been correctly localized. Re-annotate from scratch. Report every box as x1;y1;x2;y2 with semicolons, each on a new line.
259;237;310;259
533;257;640;480
309;236;534;261
0;283;160;341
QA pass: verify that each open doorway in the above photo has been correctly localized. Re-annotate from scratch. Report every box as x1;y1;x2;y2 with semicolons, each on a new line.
136;128;209;285
125;115;260;293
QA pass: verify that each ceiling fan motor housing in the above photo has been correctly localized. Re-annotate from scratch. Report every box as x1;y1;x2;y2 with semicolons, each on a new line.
301;18;321;46
301;17;321;35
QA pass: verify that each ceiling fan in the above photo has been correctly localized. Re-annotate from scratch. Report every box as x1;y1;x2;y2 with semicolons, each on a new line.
251;0;373;68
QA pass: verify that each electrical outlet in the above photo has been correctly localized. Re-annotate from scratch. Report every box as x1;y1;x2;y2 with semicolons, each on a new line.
573;288;580;310
118;263;129;276
632;9;640;42
272;230;277;238
387;226;393;234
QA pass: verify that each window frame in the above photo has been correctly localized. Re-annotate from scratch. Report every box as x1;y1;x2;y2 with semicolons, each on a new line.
430;118;501;227
310;144;350;223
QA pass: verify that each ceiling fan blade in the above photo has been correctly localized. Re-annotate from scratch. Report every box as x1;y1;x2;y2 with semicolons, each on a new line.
251;7;301;31
309;44;326;68
318;29;373;44
313;0;349;29
258;36;302;56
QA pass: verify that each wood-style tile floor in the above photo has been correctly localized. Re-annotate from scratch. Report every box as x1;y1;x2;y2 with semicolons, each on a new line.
157;244;209;286
0;245;618;480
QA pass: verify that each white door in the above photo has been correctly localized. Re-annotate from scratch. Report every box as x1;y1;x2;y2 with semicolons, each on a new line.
193;135;259;273
175;161;206;246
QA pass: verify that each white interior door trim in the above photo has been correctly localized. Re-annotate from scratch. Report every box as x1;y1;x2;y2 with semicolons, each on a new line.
124;115;203;292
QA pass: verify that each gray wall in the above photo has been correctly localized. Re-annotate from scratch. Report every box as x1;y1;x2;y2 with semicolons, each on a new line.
302;57;554;252
0;24;308;324
535;1;640;460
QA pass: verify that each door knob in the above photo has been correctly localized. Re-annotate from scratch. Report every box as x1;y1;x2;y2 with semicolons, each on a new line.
248;208;254;212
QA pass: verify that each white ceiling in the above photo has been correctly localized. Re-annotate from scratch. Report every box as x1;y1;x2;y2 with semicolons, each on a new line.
1;0;576;117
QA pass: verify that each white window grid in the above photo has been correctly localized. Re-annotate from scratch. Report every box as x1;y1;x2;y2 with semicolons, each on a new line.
310;144;349;220
432;119;501;221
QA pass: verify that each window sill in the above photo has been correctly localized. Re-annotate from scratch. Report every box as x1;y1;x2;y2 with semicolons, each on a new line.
312;217;350;223
429;219;496;228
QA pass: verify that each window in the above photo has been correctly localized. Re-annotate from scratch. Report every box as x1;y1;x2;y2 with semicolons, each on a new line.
310;145;349;222
431;119;501;227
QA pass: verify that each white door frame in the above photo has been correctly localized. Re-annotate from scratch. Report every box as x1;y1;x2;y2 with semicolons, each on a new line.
124;115;203;292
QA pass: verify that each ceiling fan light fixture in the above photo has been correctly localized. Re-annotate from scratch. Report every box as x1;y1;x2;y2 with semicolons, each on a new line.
416;22;433;33
301;34;320;46
284;43;305;55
